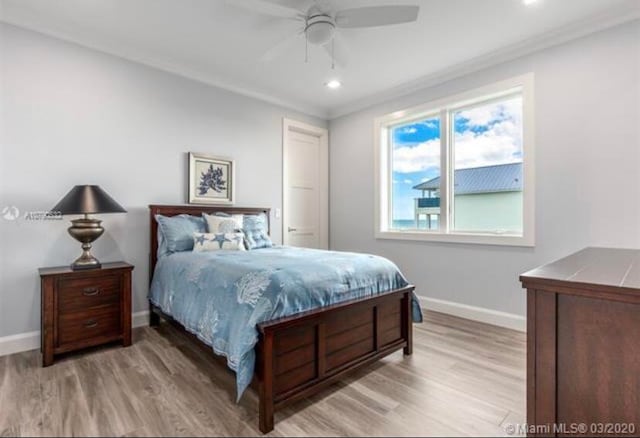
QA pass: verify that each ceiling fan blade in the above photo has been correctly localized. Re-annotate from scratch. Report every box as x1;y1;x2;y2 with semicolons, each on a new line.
225;0;304;20
260;31;304;63
322;34;349;68
335;5;419;28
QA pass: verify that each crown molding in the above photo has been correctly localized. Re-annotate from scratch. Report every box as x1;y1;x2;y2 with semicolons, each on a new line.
328;5;640;119
0;21;330;120
3;3;638;123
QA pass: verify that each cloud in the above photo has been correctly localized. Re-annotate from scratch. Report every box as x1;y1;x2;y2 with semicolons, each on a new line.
392;139;440;173
393;97;522;173
454;119;522;169
401;127;417;134
403;179;413;184
456;97;522;128
420;119;439;129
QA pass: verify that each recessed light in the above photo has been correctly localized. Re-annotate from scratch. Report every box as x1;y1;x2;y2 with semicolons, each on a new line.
326;80;342;89
523;0;539;5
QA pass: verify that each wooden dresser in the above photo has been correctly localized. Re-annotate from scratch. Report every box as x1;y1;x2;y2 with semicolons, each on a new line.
39;262;134;366
521;248;640;437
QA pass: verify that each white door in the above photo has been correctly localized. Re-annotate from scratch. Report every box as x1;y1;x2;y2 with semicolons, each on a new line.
283;118;328;249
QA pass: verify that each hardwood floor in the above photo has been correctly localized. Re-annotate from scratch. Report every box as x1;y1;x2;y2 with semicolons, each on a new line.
0;311;525;437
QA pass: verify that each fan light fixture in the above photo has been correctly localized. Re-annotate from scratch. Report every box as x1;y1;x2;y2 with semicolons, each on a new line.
227;1;420;68
326;80;342;89
305;15;335;45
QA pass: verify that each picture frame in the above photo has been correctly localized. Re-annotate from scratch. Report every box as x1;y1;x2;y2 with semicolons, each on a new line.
188;152;235;205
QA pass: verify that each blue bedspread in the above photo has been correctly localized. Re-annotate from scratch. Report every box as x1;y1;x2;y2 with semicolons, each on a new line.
149;246;422;400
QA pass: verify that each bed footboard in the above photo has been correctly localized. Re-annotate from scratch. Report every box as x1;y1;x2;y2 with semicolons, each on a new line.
256;286;414;433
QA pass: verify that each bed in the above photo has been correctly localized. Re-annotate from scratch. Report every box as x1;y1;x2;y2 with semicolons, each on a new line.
148;204;421;433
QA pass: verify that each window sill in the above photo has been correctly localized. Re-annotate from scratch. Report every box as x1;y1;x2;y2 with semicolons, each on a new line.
375;230;535;247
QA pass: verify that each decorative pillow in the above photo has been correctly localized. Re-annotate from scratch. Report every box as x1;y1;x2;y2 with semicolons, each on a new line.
243;213;273;250
155;214;206;254
203;212;244;234
193;232;246;252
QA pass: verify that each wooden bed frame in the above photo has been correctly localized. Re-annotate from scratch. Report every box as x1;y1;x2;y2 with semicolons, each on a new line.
148;204;415;433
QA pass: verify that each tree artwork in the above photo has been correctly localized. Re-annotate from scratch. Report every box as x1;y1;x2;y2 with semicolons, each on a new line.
198;164;227;195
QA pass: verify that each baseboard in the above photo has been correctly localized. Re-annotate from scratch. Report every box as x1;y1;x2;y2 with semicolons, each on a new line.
0;310;151;357
0;331;41;357
132;310;150;329
419;296;526;332
1;300;525;356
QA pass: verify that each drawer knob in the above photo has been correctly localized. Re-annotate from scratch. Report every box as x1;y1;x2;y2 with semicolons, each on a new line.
83;287;100;296
84;319;98;328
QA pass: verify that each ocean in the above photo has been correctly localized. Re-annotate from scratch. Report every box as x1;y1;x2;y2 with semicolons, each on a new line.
392;218;439;230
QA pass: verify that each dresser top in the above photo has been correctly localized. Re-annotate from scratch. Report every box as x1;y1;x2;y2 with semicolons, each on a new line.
39;261;133;277
520;247;640;292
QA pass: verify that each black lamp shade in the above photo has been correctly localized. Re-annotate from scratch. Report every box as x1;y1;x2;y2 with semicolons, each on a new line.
52;185;126;215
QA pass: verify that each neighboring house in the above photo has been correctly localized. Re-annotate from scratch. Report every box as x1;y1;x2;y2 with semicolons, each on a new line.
412;162;523;232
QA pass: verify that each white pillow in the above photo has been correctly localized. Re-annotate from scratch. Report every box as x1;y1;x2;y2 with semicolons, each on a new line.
193;232;246;252
203;213;244;234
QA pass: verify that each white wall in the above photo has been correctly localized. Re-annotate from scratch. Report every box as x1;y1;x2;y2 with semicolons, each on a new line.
329;21;640;318
2;20;639;339
0;24;327;338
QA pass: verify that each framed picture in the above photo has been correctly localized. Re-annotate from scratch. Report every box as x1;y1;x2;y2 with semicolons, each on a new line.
188;152;235;205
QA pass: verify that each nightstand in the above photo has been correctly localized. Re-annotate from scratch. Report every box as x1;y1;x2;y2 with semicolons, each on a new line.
39;262;134;366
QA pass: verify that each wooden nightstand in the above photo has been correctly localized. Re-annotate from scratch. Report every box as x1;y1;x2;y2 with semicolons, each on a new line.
39;261;134;366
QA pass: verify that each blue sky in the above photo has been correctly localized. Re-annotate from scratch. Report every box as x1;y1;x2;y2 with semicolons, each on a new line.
392;97;523;220
391;117;441;221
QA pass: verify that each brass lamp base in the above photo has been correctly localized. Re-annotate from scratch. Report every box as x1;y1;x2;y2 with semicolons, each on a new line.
68;216;104;270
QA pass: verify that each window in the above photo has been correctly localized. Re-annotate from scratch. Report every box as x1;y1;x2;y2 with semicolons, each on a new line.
391;115;441;231
375;75;534;246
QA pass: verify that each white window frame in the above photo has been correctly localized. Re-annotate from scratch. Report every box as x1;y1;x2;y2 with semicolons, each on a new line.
374;74;535;247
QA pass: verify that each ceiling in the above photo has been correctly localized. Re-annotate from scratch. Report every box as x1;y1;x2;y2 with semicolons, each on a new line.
2;0;639;118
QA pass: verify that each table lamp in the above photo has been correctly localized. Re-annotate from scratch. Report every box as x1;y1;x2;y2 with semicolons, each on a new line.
52;185;126;270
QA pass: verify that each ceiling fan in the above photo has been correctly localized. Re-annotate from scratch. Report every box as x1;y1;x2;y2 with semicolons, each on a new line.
226;0;420;68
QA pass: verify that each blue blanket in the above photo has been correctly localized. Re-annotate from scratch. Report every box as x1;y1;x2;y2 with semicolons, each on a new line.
149;246;422;400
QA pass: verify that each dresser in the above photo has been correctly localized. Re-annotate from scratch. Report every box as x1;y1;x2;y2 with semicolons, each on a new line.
520;248;640;437
39;262;134;366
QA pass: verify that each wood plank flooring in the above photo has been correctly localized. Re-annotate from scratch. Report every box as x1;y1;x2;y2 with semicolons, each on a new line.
0;311;525;437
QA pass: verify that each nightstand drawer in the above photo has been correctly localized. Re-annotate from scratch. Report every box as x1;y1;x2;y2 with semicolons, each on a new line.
58;275;120;313
58;306;122;346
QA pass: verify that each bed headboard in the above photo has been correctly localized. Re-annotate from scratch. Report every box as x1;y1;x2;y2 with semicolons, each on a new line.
148;204;271;283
